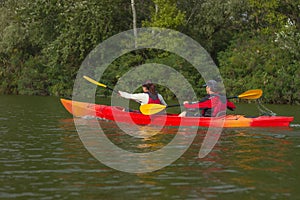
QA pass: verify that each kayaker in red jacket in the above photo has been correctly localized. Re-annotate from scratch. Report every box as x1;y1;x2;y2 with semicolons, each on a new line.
118;80;167;106
179;80;236;117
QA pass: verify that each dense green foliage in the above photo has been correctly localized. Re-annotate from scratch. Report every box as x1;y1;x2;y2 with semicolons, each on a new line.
0;0;299;104
218;0;300;104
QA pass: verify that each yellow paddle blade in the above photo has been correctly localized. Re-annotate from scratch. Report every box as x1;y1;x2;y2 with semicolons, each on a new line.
140;104;167;115
237;89;263;99
83;76;107;88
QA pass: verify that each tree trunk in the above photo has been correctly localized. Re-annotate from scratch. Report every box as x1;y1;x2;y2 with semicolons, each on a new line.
131;0;137;48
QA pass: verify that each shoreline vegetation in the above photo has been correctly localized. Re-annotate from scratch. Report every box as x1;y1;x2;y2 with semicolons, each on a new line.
0;0;299;104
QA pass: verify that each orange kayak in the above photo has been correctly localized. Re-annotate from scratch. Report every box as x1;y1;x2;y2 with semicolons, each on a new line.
60;99;294;127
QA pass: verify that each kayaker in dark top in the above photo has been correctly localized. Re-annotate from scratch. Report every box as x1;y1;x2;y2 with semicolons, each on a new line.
118;80;167;106
179;80;236;117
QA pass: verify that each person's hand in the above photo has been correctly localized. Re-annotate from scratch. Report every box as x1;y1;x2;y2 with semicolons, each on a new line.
183;101;189;104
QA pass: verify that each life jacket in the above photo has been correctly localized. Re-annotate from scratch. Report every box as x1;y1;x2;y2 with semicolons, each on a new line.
146;92;161;104
209;94;227;117
184;94;232;117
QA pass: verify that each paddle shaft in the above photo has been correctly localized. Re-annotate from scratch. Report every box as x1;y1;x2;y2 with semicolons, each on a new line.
166;104;181;108
165;94;256;108
164;95;238;108
227;96;239;99
83;76;118;94
104;85;117;93
83;75;143;104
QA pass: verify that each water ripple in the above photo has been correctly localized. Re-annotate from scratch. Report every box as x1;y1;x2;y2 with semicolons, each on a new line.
291;124;300;128
202;185;255;193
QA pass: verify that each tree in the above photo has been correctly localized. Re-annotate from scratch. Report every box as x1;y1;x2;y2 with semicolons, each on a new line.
218;0;300;104
0;0;132;96
142;0;185;29
178;0;250;62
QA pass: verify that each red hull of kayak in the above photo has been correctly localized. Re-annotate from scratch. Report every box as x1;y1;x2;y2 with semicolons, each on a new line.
60;99;294;128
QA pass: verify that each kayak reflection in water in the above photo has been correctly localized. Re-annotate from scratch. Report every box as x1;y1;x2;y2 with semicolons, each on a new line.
179;80;236;117
118;80;168;106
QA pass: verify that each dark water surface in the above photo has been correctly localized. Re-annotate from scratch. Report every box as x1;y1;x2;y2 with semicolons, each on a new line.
1;95;300;199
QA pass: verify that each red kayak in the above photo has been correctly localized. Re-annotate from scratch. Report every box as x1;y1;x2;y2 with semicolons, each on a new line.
60;99;294;127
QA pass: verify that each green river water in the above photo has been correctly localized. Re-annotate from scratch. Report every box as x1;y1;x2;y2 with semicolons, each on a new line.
1;95;300;200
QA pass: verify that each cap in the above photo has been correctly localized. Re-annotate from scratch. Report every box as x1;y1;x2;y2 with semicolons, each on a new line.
142;80;152;87
203;80;218;91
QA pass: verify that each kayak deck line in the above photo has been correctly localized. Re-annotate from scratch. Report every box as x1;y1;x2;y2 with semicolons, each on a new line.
60;99;294;128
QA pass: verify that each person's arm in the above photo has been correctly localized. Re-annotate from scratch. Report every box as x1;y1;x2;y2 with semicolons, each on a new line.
158;94;167;106
183;95;211;109
118;91;148;104
184;99;212;109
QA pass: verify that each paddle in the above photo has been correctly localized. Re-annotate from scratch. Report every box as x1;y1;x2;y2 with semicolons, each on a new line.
140;89;263;115
83;75;142;105
140;104;180;115
83;76;117;93
227;89;263;100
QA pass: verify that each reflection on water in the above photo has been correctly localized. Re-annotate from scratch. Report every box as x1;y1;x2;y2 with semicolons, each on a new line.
60;117;299;198
1;96;300;199
72;118;199;173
